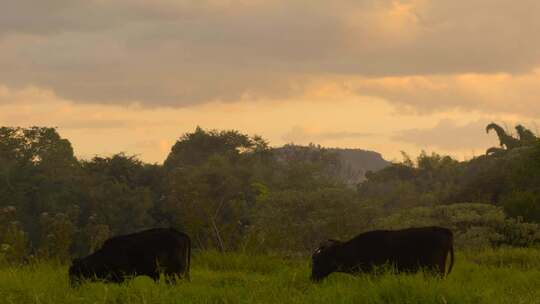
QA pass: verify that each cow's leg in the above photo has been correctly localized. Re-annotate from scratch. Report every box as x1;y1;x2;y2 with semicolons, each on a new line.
165;252;187;283
430;251;447;278
438;254;448;278
184;268;190;281
164;271;179;284
178;260;188;281
110;274;125;283
148;271;160;282
420;254;443;278
433;249;448;278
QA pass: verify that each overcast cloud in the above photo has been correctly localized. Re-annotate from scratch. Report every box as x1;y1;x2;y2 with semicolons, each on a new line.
2;1;540;162
2;0;540;114
394;119;500;151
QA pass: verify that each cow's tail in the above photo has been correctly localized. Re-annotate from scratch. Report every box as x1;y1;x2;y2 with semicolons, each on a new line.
446;234;454;276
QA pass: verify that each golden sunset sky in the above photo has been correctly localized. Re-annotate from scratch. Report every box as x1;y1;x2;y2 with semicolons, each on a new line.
1;0;539;163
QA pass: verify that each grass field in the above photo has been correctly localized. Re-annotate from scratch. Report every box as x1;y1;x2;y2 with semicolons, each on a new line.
1;248;539;304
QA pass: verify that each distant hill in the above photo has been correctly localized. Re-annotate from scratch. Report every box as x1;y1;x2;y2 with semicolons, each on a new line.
329;148;390;185
273;144;389;186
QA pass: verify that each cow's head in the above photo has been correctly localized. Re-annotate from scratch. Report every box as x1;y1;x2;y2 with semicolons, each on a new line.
311;239;342;282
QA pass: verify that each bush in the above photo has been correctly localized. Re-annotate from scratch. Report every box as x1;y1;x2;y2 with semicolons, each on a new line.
0;223;28;265
463;247;540;269
376;203;540;248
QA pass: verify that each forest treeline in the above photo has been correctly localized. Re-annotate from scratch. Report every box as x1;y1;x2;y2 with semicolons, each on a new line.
1;124;540;263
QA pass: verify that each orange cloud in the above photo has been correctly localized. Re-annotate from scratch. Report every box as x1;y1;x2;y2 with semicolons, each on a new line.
0;82;532;163
3;1;540;107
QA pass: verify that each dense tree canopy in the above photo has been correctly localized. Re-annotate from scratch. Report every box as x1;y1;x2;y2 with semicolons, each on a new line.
1;125;539;264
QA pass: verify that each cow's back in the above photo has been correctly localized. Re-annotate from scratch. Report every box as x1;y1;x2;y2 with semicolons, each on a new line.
386;227;452;270
338;230;392;270
100;229;187;256
340;226;452;272
76;228;191;283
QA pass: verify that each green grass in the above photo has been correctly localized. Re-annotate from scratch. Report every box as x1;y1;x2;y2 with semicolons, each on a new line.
1;248;540;304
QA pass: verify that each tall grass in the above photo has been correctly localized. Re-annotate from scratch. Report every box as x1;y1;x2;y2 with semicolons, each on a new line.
463;246;540;269
1;248;539;304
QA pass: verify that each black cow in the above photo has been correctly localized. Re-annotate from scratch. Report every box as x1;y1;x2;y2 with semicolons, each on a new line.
69;228;190;286
311;226;454;281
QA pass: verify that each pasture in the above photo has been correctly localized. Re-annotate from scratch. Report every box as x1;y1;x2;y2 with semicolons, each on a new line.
1;248;539;304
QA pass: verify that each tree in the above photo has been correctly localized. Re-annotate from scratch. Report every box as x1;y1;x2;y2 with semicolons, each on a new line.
486;123;520;151
78;154;155;236
515;124;537;144
502;191;540;223
38;211;77;261
486;123;538;155
164;127;257;170
81;216;110;255
0;206;28;264
253;186;363;253
0;127;80;247
161;128;270;251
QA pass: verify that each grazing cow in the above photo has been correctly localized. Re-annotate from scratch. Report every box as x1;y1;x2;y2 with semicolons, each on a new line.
69;228;190;286
311;226;454;281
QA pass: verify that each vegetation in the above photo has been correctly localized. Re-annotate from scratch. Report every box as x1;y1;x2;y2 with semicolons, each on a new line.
1;248;539;304
1;123;540;303
1;123;540;265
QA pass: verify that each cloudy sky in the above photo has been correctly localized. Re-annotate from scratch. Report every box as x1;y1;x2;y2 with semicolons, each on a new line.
2;0;539;163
